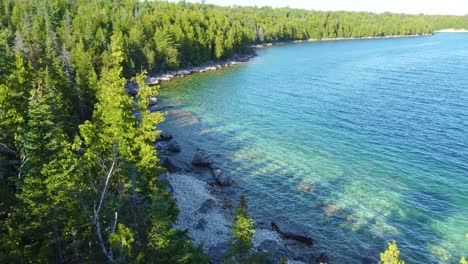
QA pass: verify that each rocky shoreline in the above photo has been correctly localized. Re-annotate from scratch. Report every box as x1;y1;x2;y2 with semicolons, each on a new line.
251;33;434;48
124;33;434;93
144;53;256;86
154;109;328;263
124;52;256;96
123;34;428;263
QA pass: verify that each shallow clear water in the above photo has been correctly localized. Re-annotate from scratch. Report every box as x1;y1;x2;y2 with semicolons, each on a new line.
159;34;468;263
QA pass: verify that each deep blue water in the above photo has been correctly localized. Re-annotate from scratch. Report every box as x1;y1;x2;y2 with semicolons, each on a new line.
160;33;468;263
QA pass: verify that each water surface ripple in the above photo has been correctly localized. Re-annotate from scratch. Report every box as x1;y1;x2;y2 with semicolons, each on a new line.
160;34;468;263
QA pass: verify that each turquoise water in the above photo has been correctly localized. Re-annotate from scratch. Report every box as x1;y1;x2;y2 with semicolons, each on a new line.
159;34;468;263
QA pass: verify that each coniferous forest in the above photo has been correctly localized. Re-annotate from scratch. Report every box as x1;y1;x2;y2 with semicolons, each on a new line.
0;0;467;263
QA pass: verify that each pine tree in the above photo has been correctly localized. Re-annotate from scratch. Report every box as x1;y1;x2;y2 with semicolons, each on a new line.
225;195;266;264
6;70;74;261
75;33;135;262
0;52;35;149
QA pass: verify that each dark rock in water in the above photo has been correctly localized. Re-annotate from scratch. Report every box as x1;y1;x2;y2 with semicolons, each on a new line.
272;216;313;245
160;157;184;173
192;150;212;167
316;252;330;263
197;199;217;214
255;221;271;230
210;163;221;170
156;142;164;150
148;96;158;106
207;242;229;263
125;81;139;96
193;167;217;185
212;168;232;186
195;218;208;231
149;105;175;112
166;141;181;153
157;132;173;141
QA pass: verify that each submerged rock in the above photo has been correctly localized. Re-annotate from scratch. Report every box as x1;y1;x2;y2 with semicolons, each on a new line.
157;132;173;141
361;253;380;264
255;221;271;230
272;217;313;245
315;252;330;263
166;141;181;153
192;150;211;167
211;167;232;186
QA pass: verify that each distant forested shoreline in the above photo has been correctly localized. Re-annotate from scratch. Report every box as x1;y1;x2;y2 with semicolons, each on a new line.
1;0;467;263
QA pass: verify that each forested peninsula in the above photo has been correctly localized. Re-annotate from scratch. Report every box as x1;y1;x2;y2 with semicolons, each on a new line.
1;0;468;263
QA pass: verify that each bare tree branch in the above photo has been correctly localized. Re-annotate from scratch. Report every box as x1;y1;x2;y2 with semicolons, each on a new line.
96;157;116;214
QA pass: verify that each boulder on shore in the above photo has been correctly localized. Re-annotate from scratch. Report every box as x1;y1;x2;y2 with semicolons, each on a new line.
125;81;139;96
160;157;185;172
271;217;313;245
148;96;158;106
145;77;160;86
176;70;191;76
192;150;211;167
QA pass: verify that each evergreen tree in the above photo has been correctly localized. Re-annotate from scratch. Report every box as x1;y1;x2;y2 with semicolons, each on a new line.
5;71;74;262
225;195;266;264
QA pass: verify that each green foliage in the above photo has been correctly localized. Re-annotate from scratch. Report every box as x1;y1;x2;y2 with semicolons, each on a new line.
109;224;135;257
278;256;288;264
0;52;35;147
379;241;405;264
461;257;467;264
232;196;255;253
462;232;468;264
225;195;267;264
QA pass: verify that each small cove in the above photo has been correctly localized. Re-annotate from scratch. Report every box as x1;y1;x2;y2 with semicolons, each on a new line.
159;33;468;263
